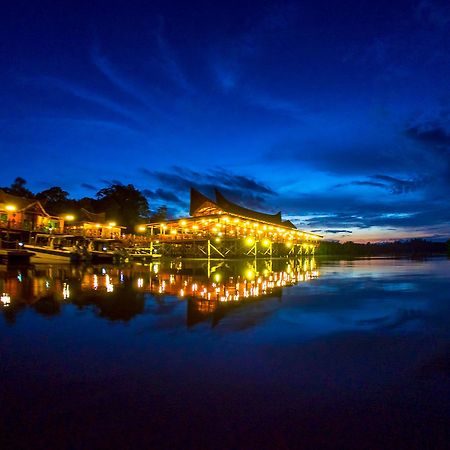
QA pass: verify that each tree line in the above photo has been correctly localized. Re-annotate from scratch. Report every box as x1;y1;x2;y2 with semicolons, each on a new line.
1;177;168;232
317;239;450;257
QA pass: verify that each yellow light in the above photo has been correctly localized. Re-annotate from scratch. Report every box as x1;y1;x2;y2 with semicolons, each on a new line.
215;237;221;243
5;205;16;212
245;269;255;280
262;239;271;247
109;222;116;227
161;223;167;229
138;226;146;232
180;220;187;226
233;218;240;223
170;229;177;235
95;223;100;228
286;241;292;248
245;236;254;246
65;214;75;221
192;225;199;230
214;273;221;282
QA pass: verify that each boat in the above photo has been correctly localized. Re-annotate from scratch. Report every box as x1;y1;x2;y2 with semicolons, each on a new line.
25;234;86;263
86;238;126;263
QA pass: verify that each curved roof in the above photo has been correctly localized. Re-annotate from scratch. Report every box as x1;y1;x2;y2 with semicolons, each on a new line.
190;188;296;229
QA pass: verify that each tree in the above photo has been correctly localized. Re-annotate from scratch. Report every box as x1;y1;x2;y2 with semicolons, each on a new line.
3;177;34;198
35;186;74;214
96;184;150;232
149;205;168;223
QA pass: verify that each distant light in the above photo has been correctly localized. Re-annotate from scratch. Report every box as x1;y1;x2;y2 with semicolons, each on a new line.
138;225;146;232
262;239;271;247
215;237;221;243
180;220;187;226
5;204;16;212
65;214;75;221
109;222;116;227
214;273;221;282
286;241;293;248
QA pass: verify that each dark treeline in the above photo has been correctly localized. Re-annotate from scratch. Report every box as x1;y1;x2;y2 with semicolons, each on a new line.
1;177;168;232
317;239;450;257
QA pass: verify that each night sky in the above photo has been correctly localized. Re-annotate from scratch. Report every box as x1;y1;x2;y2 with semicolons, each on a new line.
1;0;450;241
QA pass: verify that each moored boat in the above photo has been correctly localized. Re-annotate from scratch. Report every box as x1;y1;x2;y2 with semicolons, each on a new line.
25;234;85;263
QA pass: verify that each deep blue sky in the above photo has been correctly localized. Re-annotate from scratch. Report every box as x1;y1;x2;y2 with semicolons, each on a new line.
1;0;450;241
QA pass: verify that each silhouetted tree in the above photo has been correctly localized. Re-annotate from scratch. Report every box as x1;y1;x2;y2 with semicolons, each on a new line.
2;177;34;198
96;184;150;232
35;186;76;214
149;205;168;223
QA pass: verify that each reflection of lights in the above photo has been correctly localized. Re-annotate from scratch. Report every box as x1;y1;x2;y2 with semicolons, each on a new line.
93;274;98;290
137;278;144;288
17;273;22;282
63;283;70;299
179;289;184;297
245;269;255;280
106;275;114;292
1;293;11;306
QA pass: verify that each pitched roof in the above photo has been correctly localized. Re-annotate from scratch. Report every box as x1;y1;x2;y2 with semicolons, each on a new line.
189;188;296;229
0;189;50;216
80;208;106;223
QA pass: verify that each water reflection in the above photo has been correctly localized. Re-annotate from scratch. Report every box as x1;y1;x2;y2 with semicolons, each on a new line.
0;257;319;325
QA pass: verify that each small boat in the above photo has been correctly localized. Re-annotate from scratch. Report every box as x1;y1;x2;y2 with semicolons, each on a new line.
25;234;85;263
86;239;126;263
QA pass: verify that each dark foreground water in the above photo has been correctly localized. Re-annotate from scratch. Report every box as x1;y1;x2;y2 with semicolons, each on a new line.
1;257;449;449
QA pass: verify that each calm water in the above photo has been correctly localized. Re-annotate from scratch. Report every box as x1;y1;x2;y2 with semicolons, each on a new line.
1;257;449;449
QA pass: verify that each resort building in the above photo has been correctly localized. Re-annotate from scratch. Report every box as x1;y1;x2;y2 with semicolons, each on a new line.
64;208;124;238
0;190;63;235
141;188;321;258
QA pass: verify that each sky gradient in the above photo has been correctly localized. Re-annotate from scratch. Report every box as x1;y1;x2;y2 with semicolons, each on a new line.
1;0;450;241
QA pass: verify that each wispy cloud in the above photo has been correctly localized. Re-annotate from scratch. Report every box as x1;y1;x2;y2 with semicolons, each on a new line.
90;43;171;120
155;16;194;94
26;75;145;126
81;183;97;192
335;174;429;194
